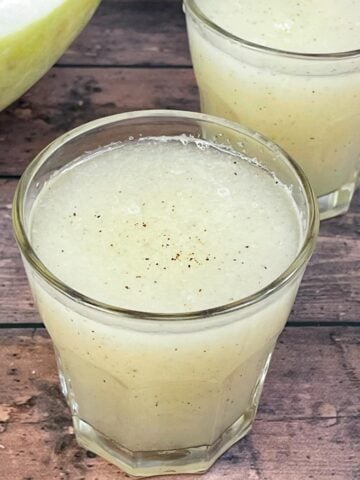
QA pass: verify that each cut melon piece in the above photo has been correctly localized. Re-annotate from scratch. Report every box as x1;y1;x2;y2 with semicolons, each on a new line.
0;0;100;111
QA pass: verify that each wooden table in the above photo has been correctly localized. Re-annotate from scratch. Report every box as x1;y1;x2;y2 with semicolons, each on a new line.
0;1;359;479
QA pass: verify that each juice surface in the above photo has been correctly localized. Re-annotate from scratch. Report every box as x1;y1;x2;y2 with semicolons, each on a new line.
195;0;360;53
30;137;301;313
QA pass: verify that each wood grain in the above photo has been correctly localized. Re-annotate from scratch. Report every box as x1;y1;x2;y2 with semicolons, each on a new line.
58;0;191;67
0;68;198;176
0;328;359;480
1;178;359;325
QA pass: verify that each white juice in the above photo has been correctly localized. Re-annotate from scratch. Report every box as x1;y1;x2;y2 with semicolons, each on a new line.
28;138;303;454
186;0;360;199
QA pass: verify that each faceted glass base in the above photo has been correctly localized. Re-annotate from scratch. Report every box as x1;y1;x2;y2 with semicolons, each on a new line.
318;181;357;221
73;408;256;477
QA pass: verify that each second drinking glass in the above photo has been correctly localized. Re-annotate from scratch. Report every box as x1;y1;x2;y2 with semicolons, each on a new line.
184;0;360;220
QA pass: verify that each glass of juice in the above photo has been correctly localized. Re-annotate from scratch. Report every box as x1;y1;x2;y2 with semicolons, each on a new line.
13;110;318;476
184;0;360;220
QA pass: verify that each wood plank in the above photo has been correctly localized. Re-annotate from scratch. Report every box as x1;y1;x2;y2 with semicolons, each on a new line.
0;67;198;176
0;328;359;479
58;0;191;67
1;178;359;325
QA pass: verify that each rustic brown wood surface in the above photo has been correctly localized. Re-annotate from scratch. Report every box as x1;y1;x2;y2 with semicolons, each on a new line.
0;0;359;479
0;68;198;176
59;0;191;67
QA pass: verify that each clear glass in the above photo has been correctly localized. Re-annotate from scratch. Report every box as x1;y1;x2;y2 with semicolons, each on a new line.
184;0;360;220
13;110;318;476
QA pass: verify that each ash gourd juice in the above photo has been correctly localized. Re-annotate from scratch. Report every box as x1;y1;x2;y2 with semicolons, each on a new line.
28;136;303;454
186;0;360;205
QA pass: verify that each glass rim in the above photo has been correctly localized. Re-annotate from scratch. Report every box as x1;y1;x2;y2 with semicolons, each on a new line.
13;109;319;321
183;0;360;60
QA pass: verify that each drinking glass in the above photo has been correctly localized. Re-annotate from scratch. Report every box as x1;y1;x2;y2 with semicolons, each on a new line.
13;110;318;476
184;0;360;220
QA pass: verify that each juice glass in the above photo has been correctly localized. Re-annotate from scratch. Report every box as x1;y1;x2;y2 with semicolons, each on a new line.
184;0;360;220
13;111;318;476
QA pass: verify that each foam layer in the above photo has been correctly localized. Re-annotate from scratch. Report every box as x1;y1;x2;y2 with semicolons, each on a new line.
30;136;302;312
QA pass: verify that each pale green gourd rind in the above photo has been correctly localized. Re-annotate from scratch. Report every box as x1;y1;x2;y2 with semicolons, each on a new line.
0;0;101;111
